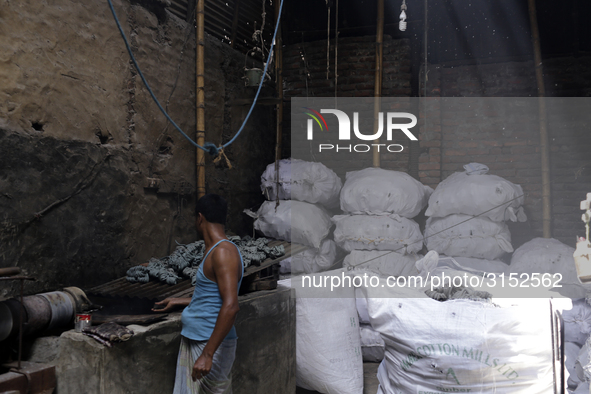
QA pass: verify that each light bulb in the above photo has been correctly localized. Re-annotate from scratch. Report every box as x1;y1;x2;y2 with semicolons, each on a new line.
399;10;407;31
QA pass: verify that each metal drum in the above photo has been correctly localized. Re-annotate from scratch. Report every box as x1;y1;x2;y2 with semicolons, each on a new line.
0;302;13;341
38;291;75;330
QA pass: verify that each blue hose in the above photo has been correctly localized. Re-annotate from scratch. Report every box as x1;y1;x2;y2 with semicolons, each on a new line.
107;0;284;155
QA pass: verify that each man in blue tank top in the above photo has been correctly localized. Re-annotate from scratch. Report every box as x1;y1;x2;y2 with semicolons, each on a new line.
153;194;244;394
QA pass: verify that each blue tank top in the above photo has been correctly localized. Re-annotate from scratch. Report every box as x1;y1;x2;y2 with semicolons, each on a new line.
181;239;244;341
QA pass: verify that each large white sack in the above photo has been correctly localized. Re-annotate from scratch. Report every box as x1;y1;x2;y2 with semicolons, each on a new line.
576;340;591;383
279;274;364;394
438;256;509;274
340;168;433;217
253;200;332;248
564;299;591;347
260;158;342;208
508;237;579;285
362;285;554;393
333;214;423;254
425;169;527;222
567;342;583;389
343;250;421;277
573;382;590;394
424;214;513;260
279;257;292;274
291;239;338;274
355;287;370;325
360;324;385;362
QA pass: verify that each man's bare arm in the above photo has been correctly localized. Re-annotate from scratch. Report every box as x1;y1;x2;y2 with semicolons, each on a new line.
192;246;241;380
152;297;192;313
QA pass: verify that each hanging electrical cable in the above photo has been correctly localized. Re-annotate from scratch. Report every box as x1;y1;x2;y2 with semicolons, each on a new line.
334;0;339;107
107;0;284;156
326;0;332;80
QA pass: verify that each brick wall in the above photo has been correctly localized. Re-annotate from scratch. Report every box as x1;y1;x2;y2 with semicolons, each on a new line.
282;36;413;179
419;57;591;247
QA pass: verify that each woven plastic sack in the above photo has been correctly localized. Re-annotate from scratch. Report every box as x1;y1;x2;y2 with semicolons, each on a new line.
362;285;554;393
340;168;432;218
438;256;509;274
253;200;332;249
343;250;421;277
563;299;591;347
424;214;513;260
508;237;579;285
333;214;423;254
360;324;385;362
425;169;526;222
260;158;342;208
278;274;364;394
291;239;338;274
566;342;583;389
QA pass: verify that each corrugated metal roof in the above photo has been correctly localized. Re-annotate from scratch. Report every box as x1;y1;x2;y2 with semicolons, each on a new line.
167;0;275;55
86;240;304;302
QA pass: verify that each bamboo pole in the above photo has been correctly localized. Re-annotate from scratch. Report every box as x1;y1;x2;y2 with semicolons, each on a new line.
275;0;283;164
527;0;551;237
196;0;206;200
373;0;384;167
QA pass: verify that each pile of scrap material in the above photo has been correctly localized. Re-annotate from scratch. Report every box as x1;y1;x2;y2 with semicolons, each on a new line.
82;322;134;348
125;236;285;285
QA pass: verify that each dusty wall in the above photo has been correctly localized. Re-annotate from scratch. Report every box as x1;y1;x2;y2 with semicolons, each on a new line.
418;57;591;247
0;0;275;297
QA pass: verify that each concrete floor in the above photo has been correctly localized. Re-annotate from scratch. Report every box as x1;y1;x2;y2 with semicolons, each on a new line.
295;362;380;394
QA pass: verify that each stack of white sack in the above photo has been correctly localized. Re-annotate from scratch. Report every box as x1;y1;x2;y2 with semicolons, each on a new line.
424;163;525;263
254;159;344;276
260;158;342;209
335;168;431;272
359;282;556;394
278;272;364;394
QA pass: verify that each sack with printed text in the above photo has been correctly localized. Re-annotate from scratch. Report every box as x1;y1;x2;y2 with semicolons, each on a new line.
361;285;554;393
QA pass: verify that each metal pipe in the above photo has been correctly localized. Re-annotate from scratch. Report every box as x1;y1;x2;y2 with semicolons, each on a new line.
373;0;384;168
527;0;552;238
196;0;206;200
275;0;283;164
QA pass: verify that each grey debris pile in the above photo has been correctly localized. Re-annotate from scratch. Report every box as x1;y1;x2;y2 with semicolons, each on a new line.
425;286;493;302
126;236;286;285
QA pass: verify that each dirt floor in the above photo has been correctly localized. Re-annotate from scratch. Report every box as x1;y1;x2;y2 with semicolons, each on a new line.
295;362;380;394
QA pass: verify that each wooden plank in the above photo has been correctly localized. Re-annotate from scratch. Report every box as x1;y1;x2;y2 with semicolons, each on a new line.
91;313;169;326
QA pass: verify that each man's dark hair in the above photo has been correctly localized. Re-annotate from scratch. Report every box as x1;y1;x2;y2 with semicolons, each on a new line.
196;194;227;226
